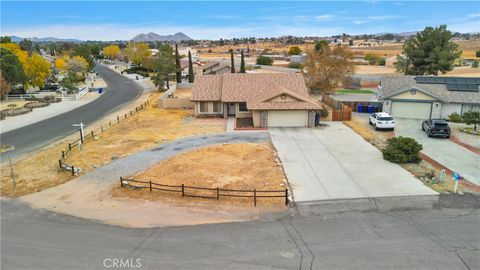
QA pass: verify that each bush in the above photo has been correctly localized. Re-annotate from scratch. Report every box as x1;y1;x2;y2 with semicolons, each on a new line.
288;62;303;69
318;108;329;118
448;112;463;123
378;58;386;66
256;55;273;65
382;137;423;164
472;60;479;68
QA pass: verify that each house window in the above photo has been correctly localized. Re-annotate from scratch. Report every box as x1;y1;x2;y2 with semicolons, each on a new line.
199;102;208;113
212;102;222;113
462;104;480;114
239;102;248;112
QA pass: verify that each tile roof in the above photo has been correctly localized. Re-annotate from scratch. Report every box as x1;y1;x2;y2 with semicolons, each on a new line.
380;76;480;104
190;73;322;110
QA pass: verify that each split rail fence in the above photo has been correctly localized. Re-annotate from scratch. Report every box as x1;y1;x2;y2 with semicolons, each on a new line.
120;177;289;207
58;100;150;174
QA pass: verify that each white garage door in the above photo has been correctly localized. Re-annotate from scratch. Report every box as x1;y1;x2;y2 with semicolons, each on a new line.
268;111;307;127
391;101;432;119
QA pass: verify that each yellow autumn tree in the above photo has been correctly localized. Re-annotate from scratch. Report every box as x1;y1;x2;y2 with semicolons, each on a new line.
24;53;51;88
55;57;66;71
0;43;28;67
124;42;150;65
102;45;120;60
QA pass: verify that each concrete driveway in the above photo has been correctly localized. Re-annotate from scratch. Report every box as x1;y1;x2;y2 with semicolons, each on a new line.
395;119;480;185
269;124;437;202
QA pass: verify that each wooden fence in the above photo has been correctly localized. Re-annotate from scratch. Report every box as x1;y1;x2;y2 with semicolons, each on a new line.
120;177;289;207
331;106;352;121
58;100;150;175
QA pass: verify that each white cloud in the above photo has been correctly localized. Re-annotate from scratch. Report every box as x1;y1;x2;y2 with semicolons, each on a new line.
353;20;368;25
367;15;399;20
315;14;334;21
449;21;480;33
468;13;480;18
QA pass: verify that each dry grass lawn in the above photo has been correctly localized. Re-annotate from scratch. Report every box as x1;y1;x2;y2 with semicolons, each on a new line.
0;100;29;110
0;93;225;198
111;143;288;207
173;88;192;98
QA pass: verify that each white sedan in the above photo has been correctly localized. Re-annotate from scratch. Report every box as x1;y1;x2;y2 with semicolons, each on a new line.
369;112;395;130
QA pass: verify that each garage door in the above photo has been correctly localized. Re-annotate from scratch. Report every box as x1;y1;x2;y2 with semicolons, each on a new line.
391;101;432;119
268;111;307;127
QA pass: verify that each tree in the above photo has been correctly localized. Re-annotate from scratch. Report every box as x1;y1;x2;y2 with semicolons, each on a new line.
349;40;354;46
304;45;355;93
75;44;95;69
125;42;150;65
364;53;379;65
0;36;11;43
24;53;51;88
102;45;120;61
476;50;480;58
314;40;329;52
288;46;302;55
1;43;28;66
152;44;176;90
188;50;194;83
462;111;480;131
256;55;273;65
142;56;157;72
472;60;479;68
19;39;34;55
175;44;182;83
0;48;25;85
240;50;246;73
0;70;12;99
400;25;461;75
230;49;235;73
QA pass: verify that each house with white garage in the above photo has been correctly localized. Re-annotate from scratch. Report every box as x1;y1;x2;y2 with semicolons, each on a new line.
379;76;480;119
190;73;322;127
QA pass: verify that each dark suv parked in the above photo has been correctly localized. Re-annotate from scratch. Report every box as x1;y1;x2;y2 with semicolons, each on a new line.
421;119;451;138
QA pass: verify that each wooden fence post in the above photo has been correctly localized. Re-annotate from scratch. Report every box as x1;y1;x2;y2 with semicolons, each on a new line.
216;187;219;199
117;115;120;122
149;181;152;192
58;159;62;168
71;166;75;176
181;184;185;197
285;189;289;206
253;189;257;207
120;177;123;187
68;143;72;151
61;151;65;159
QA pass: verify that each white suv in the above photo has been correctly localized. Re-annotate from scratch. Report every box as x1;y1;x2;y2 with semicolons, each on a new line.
369;112;395;130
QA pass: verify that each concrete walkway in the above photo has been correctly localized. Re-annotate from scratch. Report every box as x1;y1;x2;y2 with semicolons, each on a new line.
395;119;480;185
20;132;271;228
226;117;235;132
270;124;437;202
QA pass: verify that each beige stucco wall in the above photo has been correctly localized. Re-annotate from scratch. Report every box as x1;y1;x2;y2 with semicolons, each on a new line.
269;95;300;102
236;103;252;118
391;90;436;101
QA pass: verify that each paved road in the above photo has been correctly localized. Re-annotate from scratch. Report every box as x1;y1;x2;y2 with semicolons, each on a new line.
270;125;436;202
2;194;479;270
0;64;143;161
395;119;480;185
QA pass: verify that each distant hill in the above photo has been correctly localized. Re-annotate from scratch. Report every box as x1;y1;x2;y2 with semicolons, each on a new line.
131;32;192;42
9;36;83;43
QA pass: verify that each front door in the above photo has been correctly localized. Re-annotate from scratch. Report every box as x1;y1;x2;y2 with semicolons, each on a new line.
227;103;236;116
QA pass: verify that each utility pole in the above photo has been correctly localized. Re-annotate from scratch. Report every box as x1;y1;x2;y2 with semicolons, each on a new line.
1;145;16;189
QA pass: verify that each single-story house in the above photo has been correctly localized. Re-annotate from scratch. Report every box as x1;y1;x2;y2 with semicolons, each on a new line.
179;60;202;78
190;73;322;127
379;76;480;119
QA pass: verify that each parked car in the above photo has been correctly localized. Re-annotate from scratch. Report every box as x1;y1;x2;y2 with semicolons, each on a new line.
422;119;451;138
369;112;395;130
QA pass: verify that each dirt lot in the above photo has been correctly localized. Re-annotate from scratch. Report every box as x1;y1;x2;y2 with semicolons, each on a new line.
0;100;29;110
0;92;226;198
343;113;471;193
111;143;288;207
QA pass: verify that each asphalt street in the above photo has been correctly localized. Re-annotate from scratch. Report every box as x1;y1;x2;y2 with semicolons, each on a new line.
1;194;479;270
0;64;143;160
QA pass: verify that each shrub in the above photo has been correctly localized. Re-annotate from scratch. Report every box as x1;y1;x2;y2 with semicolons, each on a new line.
318;108;329;118
256;55;273;65
448;112;463;123
288;62;303;69
472;60;479;68
382;137;423;164
378;58;386;66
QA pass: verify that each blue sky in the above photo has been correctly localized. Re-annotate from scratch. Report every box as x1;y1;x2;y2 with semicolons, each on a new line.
1;1;479;40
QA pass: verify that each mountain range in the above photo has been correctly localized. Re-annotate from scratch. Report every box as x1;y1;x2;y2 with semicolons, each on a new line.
131;32;192;42
9;36;83;43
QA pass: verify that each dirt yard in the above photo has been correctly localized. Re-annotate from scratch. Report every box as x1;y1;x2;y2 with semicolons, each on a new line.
173;88;192;98
0;92;226;198
0;100;29;110
111;143;288;207
343;114;470;193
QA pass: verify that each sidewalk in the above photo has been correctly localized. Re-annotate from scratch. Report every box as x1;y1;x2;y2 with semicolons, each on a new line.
1;94;100;134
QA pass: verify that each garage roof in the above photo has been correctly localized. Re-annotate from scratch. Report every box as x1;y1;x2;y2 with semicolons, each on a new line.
380;76;480;104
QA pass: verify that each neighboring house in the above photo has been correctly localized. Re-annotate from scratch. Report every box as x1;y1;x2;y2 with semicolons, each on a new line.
179;60;202;78
379;76;480;119
201;62;220;74
190;73;322;127
209;65;231;75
